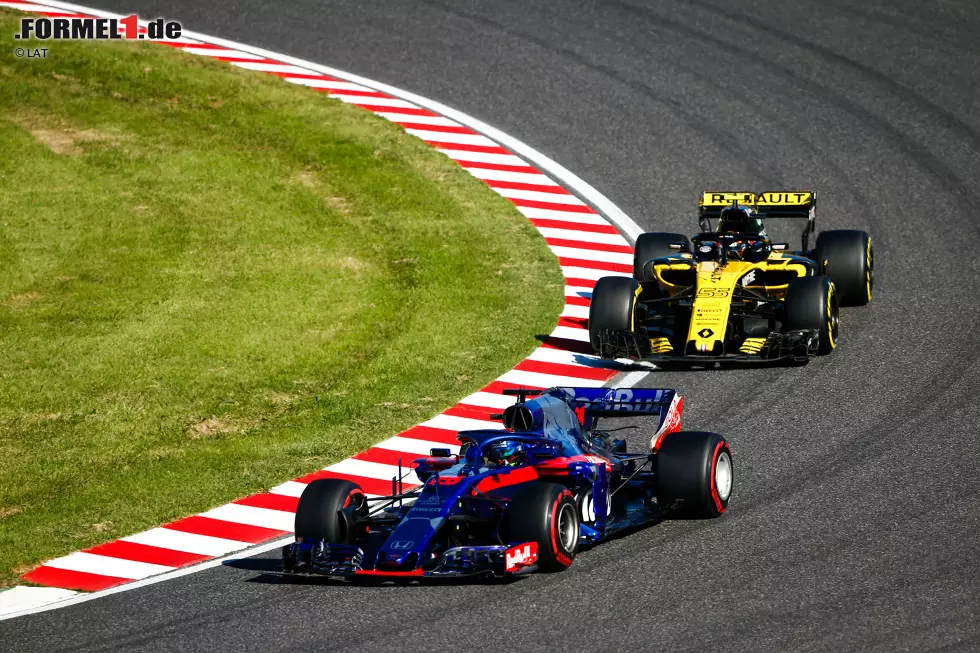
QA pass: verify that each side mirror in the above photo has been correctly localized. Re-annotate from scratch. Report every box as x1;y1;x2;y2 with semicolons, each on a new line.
771;243;789;250
430;448;451;457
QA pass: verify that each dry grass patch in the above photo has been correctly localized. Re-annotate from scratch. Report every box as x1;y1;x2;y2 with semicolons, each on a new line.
11;112;127;155
295;169;318;188
0;507;21;519
4;291;40;309
186;416;254;439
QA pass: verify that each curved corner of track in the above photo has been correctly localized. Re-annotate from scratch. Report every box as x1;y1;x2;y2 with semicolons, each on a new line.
0;0;647;619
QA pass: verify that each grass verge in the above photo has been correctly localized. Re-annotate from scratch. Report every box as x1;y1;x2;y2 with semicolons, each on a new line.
0;10;563;585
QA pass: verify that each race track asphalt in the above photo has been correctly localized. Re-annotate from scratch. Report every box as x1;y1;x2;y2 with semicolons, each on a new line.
5;1;980;651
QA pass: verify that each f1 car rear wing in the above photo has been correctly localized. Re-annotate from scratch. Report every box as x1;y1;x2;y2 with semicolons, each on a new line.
698;191;817;250
548;387;684;450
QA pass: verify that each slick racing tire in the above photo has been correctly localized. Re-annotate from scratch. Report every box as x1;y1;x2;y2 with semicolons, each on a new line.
504;483;579;572
634;232;691;281
294;478;365;543
815;230;873;307
783;275;839;356
589;276;639;354
656;431;733;519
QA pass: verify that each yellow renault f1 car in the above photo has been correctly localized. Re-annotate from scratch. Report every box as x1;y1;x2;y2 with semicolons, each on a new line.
589;191;873;366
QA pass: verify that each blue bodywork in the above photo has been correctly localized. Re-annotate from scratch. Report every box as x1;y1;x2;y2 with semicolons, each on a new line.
282;387;682;579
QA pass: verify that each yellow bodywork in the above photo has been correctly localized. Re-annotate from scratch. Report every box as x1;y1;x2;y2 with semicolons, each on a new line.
652;252;810;354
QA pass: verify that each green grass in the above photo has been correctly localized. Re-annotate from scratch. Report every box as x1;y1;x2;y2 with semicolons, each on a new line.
0;10;563;585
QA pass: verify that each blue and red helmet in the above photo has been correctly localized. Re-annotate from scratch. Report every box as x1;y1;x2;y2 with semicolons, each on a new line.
486;440;527;467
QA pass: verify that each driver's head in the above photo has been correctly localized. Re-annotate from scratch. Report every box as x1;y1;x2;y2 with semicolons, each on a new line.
718;202;765;235
743;239;771;262
695;239;722;261
486;440;527;467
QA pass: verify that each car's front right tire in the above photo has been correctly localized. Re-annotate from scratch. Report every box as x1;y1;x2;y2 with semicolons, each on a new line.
588;276;640;354
656;431;733;518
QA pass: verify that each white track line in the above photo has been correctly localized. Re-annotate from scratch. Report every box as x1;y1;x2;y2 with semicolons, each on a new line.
539;227;632;247
436;149;527;166
550;325;592;342
515;206;610;224
200;504;294;532
498;369;608;388
376;435;463;456
458;392;521;410
44;553;175;580
268;481;310;498
548;245;633;265
464;167;560;185
560;266;631;281
283;78;375;92
122;528;252;557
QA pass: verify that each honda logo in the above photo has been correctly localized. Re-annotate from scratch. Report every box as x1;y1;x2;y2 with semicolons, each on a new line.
389;540;414;550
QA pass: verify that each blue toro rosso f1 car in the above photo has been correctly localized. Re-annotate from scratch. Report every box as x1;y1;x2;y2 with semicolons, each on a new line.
281;387;733;580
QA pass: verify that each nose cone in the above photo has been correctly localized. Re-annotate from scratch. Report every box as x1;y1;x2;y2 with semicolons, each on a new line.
376;515;444;570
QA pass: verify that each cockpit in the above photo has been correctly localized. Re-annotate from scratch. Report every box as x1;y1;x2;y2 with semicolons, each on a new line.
692;234;772;263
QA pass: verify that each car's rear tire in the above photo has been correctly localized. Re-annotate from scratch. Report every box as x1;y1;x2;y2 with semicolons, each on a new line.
656;431;733;518
815;230;873;307
589;276;639;353
294;479;365;542
634;232;691;280
783;275;839;356
503;483;579;572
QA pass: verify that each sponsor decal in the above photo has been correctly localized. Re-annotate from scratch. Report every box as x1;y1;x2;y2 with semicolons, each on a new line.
573;388;665;413
697;328;714;338
505;542;538;572
14;15;182;41
389;540;414;550
741;270;757;286
757;191;811;206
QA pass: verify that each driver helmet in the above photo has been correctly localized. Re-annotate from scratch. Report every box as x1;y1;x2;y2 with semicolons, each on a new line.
743;239;771;262
486;440;527;467
718;202;767;236
695;239;722;261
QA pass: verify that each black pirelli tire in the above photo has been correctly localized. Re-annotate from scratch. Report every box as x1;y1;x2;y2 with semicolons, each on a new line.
656;431;733;519
503;483;579;572
588;276;639;353
783;275;839;356
634;232;691;280
294;478;365;542
815;230;873;307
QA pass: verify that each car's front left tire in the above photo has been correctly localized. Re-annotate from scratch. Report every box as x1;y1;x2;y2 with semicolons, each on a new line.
783;275;839;356
815;229;873;307
503;483;579;572
294;478;365;542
